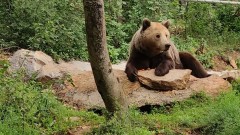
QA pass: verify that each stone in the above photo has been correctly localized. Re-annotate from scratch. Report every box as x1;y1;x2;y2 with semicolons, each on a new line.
57;60;127;75
8;49;55;75
58;61;91;75
188;75;231;96
229;56;238;69
54;70;231;110
208;70;240;82
112;61;127;70
37;64;63;81
138;69;192;90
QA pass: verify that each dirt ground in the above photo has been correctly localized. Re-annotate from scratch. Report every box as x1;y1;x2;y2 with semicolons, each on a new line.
0;52;10;60
212;50;240;71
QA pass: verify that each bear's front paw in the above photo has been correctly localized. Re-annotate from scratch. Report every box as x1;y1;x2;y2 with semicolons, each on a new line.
127;69;138;82
125;64;138;82
155;61;174;76
155;67;169;76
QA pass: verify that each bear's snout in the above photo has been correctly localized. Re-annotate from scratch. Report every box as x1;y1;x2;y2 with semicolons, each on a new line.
164;44;171;51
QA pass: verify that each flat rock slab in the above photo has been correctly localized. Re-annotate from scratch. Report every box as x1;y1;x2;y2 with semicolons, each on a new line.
138;69;192;90
54;70;231;110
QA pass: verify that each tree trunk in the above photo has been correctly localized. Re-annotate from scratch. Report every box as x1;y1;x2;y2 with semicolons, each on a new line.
83;0;128;115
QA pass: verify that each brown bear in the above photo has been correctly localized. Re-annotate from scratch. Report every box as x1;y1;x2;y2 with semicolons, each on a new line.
125;18;209;82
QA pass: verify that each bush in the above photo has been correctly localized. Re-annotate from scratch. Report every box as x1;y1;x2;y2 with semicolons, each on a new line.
0;0;88;61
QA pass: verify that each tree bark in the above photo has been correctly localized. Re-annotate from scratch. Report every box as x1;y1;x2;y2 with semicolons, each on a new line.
83;0;127;115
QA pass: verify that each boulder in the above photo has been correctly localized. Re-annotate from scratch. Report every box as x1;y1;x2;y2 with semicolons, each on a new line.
8;49;55;75
37;64;63;81
138;69;192;90
58;61;91;75
208;70;240;82
188;75;231;96
8;50;92;80
54;70;231;110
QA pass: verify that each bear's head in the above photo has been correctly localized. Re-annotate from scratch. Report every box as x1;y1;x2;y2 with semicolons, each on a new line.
136;18;171;57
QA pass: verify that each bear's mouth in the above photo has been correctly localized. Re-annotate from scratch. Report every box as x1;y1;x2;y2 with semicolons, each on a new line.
156;47;167;52
164;48;170;51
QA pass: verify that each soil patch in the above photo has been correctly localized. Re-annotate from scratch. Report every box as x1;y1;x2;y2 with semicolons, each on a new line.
212;50;240;71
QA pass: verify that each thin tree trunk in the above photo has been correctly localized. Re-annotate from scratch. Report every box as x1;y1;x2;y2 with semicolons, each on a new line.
83;0;127;115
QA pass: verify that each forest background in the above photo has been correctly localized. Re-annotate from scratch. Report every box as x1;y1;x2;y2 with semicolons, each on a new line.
1;0;240;68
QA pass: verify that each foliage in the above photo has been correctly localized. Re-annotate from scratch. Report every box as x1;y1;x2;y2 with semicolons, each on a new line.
196;51;215;69
173;36;215;68
0;0;88;61
0;60;103;134
185;3;240;51
233;79;240;94
0;0;239;64
104;1;129;63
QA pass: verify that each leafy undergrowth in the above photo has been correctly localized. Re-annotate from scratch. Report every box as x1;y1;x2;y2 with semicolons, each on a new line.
0;60;103;134
1;58;240;135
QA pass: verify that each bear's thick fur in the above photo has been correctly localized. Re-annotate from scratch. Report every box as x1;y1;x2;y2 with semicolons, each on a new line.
125;18;209;82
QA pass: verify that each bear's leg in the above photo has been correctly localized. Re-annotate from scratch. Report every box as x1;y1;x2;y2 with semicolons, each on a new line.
179;52;210;78
125;62;138;82
125;58;150;82
155;58;174;76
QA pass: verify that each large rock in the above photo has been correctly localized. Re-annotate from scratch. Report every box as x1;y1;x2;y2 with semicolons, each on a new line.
8;49;126;80
54;70;231;110
188;75;231;96
8;50;93;80
37;64;63;81
8;49;55;75
58;61;91;75
55;70;141;109
208;70;240;82
138;69;192;90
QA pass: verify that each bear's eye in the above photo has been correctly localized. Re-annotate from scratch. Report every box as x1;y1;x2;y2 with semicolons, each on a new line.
156;35;160;38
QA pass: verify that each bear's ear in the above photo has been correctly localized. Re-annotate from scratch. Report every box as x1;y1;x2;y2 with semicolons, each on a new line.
162;20;170;29
142;18;151;31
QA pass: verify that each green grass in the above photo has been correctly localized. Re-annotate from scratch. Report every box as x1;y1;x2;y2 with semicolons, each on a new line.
90;89;240;135
0;60;104;134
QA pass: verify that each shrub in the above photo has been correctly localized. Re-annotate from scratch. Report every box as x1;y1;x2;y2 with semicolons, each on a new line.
0;0;88;61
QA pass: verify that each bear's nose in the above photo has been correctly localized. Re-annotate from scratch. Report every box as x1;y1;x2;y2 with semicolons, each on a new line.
165;44;171;50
